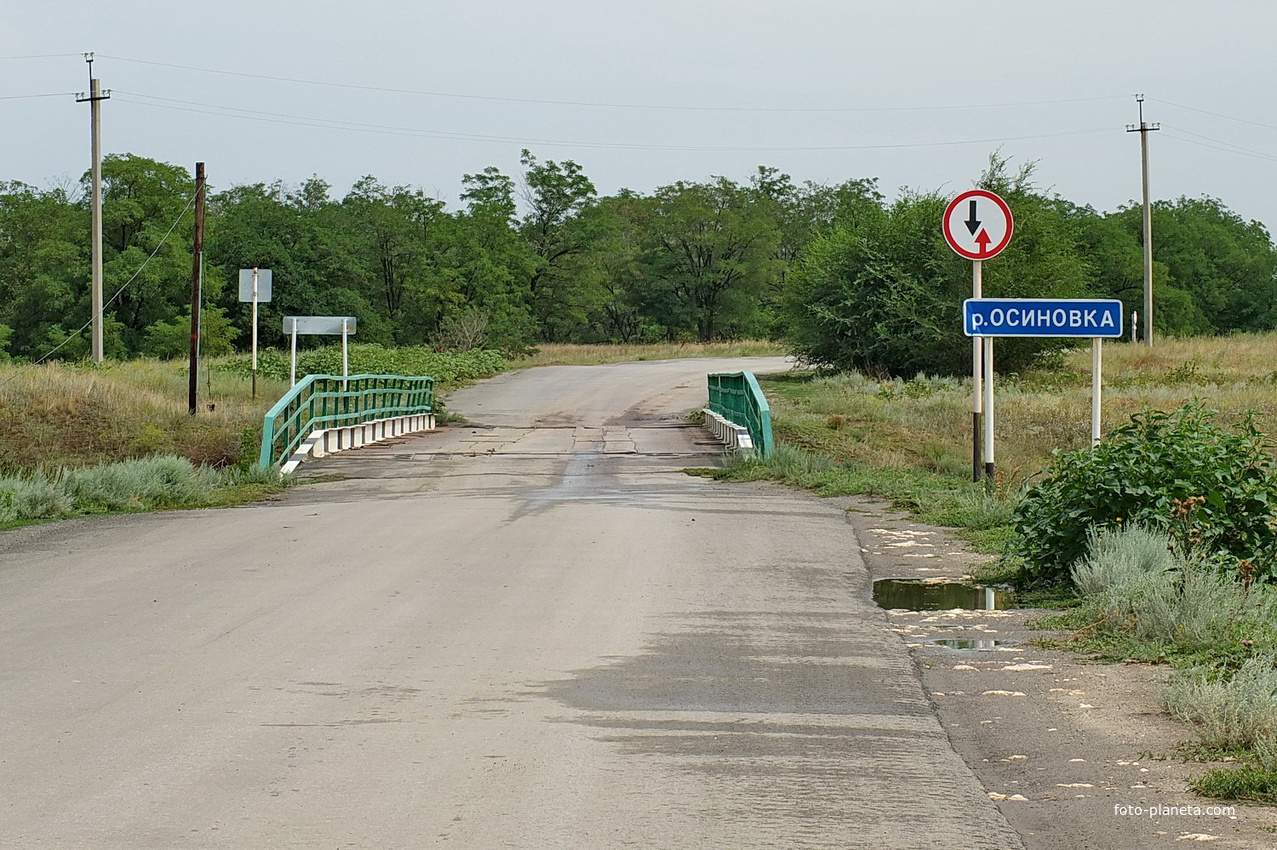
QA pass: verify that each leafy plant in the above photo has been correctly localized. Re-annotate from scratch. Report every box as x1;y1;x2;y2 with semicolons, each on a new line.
1011;401;1277;586
215;343;507;387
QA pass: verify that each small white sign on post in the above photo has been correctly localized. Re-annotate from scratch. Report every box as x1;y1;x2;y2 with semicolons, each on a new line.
282;316;357;387
239;269;273;398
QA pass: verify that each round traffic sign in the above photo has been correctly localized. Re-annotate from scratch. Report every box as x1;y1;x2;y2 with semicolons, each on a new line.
943;190;1014;260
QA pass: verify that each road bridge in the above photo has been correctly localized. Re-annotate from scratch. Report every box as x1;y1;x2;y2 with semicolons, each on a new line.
0;357;1022;848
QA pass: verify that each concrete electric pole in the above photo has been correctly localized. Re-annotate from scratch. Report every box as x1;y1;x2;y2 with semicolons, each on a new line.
76;53;111;362
1126;94;1159;346
188;163;206;416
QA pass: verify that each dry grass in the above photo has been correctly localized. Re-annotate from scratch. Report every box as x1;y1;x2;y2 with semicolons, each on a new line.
760;333;1277;486
0;359;287;471
515;340;786;368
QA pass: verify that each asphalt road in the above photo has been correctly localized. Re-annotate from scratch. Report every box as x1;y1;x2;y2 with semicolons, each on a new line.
0;357;1023;849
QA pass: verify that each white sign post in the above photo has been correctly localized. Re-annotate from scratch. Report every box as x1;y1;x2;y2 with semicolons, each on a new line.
943;190;1014;484
963;298;1124;451
282;316;358;387
239;268;273;398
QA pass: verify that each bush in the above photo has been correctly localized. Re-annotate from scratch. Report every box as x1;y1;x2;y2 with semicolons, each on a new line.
1069;525;1273;659
782;158;1093;378
215;343;507;387
1012;402;1277;586
1163;654;1277;751
0;475;73;521
63;456;217;513
1071;523;1177;599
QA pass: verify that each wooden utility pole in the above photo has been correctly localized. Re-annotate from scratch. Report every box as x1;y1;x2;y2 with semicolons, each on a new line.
76;54;110;362
1127;95;1159;346
188;163;206;416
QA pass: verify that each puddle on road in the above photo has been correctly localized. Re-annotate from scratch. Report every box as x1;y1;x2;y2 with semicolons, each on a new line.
872;578;1013;612
932;638;1007;651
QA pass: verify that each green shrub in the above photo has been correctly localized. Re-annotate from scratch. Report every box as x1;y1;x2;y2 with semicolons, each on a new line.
1071;523;1178;599
0;475;74;521
1191;764;1277;803
64;456;216;513
214;344;507;387
1068;525;1277;659
1163;655;1277;751
1012;402;1277;586
12;476;74;519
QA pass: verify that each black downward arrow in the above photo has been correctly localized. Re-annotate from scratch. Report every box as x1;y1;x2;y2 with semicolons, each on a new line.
965;200;981;236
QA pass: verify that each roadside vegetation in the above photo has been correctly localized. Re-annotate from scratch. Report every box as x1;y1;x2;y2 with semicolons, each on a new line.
6;140;1277;799
0;345;509;527
513;340;785;368
712;333;1277;802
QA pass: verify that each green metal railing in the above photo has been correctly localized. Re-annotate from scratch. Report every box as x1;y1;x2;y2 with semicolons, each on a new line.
707;371;774;458
258;374;434;469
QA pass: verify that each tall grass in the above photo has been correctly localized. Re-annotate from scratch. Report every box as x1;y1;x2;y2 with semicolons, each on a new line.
0;455;263;524
0;359;284;471
1067;525;1277;659
1163;655;1277;751
758;333;1277;491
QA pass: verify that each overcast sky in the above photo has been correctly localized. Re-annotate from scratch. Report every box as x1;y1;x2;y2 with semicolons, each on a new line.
3;1;1276;232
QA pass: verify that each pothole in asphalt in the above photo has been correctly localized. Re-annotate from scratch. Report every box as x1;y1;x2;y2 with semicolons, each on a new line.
872;578;1014;612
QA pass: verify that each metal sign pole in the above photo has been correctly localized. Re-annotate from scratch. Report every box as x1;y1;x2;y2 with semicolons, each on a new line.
1092;338;1103;447
983;337;995;486
342;318;349;383
289;323;298;387
251;267;259;399
972;259;983;483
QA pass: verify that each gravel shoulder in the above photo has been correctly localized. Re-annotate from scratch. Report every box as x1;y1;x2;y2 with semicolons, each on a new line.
843;497;1277;850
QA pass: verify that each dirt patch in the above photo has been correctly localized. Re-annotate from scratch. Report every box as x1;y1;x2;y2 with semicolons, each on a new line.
843;496;1277;850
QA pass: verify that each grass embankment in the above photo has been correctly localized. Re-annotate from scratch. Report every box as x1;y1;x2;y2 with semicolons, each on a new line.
0;344;511;527
0;359;289;526
714;332;1277;804
0;359;285;471
720;334;1277;553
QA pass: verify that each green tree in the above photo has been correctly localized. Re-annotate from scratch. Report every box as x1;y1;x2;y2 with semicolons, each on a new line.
784;156;1095;376
448;168;537;349
93;155;199;353
1106;197;1277;334
0;182;89;358
518;150;601;340
634;177;781;341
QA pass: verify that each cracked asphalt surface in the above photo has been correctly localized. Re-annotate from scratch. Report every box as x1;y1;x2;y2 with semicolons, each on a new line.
0;357;1023;848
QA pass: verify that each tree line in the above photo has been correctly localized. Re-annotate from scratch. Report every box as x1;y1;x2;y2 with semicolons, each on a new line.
0;151;1274;374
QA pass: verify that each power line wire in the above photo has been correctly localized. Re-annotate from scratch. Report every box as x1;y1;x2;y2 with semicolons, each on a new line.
114;91;1114;153
1160;125;1277;163
100;53;1127;114
0;92;77;101
0;53;83;61
1151;97;1277;133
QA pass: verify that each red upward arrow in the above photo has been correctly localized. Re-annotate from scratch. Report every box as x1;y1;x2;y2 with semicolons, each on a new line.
974;229;992;256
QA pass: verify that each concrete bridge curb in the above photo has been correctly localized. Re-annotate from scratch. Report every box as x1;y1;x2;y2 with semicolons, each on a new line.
281;413;435;475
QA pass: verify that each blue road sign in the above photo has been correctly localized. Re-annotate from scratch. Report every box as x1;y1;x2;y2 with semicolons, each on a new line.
964;299;1124;338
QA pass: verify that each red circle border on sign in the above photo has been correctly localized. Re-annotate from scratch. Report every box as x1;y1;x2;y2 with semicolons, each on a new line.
943;190;1014;261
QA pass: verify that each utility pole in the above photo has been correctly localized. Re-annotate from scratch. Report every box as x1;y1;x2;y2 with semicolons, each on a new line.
1126;94;1159;346
188;163;206;416
76;53;110;362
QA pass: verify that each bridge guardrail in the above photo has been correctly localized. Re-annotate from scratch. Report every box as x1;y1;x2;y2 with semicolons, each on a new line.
707;371;774;459
258;374;434;469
